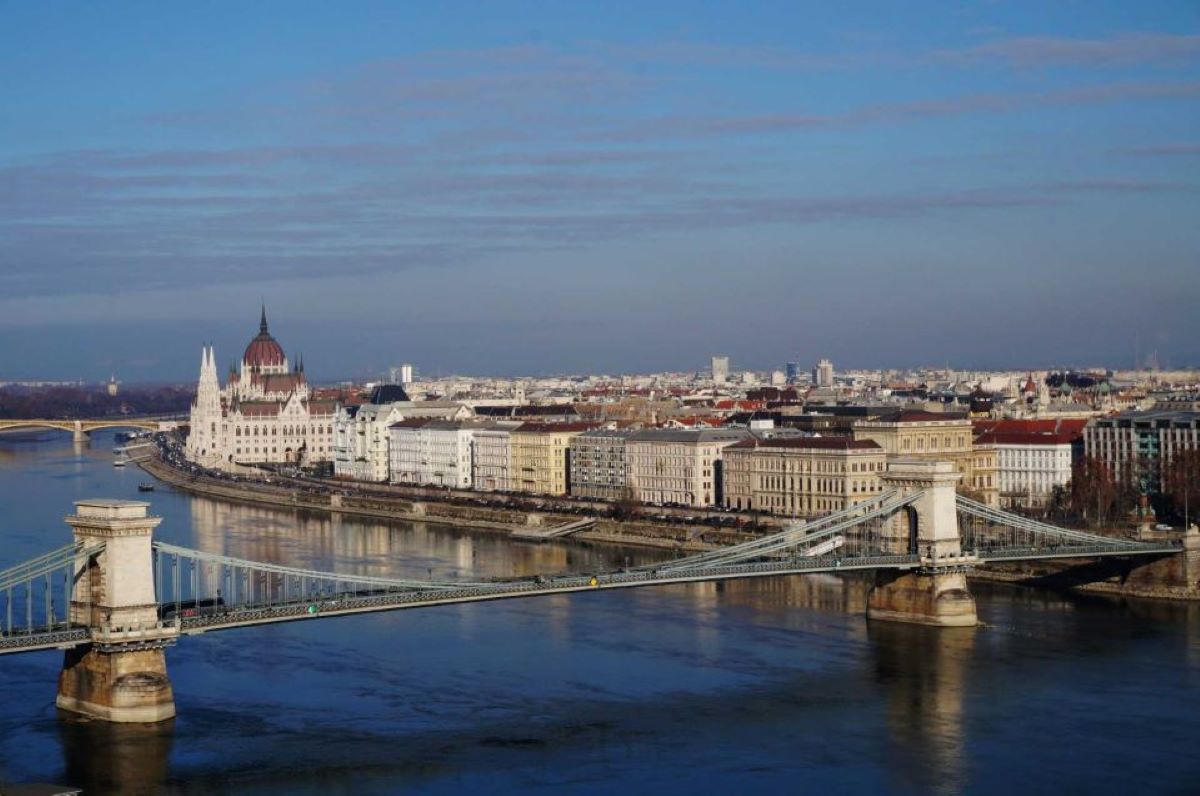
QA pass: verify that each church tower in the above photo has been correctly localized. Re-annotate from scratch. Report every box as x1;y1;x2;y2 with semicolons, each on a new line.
186;345;223;465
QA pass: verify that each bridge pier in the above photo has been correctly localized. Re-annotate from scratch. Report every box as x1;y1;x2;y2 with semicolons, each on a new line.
867;570;977;627
56;500;177;723
867;461;978;628
1122;525;1200;597
72;421;89;443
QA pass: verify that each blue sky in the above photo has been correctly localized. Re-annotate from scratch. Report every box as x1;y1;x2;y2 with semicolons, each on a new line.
1;1;1197;381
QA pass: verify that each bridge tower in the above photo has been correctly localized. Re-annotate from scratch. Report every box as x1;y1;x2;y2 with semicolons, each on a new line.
56;500;178;723
867;460;978;627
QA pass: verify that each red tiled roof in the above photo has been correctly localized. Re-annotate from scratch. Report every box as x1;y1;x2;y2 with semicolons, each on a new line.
714;399;764;411
975;431;1078;446
972;418;1087;437
513;422;598;434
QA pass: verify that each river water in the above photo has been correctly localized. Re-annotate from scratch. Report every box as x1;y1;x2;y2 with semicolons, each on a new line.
1;431;1199;795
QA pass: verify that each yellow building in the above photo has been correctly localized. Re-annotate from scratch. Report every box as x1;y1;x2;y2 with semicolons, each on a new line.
510;422;596;495
722;436;887;516
852;410;998;505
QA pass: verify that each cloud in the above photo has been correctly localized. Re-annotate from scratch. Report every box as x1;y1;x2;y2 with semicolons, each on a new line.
1112;143;1200;157
590;79;1200;141
1040;179;1196;194
936;33;1200;67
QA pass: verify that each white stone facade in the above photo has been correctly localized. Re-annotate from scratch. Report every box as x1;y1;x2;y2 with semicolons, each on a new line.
388;421;482;487
472;425;518;491
333;400;473;483
186;310;337;471
626;428;750;507
994;442;1073;508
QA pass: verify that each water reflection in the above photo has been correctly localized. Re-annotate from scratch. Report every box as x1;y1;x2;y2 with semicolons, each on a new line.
58;715;174;796
4;431;1200;794
869;622;975;795
185;495;663;582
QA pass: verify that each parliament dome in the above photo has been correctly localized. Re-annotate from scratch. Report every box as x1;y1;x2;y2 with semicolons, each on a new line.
243;306;286;368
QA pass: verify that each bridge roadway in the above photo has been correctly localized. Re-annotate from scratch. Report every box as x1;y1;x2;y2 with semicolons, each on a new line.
0;541;1180;656
0;415;184;439
162;542;1182;634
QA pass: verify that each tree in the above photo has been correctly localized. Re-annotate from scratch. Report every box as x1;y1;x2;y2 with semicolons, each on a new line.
612;486;642;521
1069;456;1120;529
1162;450;1200;527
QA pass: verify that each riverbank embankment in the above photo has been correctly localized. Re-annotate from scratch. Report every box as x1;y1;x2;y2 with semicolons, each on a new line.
138;454;744;554
140;450;1200;601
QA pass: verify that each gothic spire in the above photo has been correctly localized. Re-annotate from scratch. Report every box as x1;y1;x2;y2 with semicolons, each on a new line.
260;302;269;334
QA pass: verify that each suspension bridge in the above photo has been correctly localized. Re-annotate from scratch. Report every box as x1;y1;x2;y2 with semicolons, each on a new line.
0;460;1192;723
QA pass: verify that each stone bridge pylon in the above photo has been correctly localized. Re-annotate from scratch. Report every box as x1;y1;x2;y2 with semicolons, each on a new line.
56;500;178;723
867;460;978;627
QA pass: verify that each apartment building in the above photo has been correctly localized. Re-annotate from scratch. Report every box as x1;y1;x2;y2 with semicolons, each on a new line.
333;398;473;483
472;423;520;492
510;422;596;495
332;402;409;482
626;428;750;507
1084;409;1200;492
852;410;999;505
389;419;484;488
973;419;1086;509
568;428;636;500
722;436;887;516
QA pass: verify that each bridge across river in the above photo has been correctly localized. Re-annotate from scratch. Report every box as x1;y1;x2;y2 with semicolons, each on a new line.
1;459;1193;723
0;415;186;441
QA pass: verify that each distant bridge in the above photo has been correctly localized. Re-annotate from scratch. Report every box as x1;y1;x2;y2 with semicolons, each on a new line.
1;459;1194;723
0;414;186;441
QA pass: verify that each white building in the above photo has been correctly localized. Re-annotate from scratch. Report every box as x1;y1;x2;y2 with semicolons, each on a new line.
389;420;484;488
975;428;1076;509
332;390;472;482
473;423;520;491
186;308;338;471
333;402;408;482
626;428;750;507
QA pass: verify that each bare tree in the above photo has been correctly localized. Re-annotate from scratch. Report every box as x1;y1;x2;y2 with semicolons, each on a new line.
1163;449;1200;527
1069;456;1120;529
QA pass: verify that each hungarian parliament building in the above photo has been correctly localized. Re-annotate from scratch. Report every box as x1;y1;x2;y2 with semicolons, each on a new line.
186;308;337;470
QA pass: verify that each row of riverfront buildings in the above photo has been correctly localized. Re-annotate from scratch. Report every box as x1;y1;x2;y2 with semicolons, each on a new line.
186;312;1200;518
327;406;1000;516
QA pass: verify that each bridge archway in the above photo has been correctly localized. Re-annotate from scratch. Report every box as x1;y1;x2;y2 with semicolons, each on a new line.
904;506;920;556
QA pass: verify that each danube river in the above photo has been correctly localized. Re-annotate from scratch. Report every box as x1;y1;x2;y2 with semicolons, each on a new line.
2;431;1200;795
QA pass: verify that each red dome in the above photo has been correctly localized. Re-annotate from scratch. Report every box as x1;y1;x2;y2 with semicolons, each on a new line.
243;307;286;367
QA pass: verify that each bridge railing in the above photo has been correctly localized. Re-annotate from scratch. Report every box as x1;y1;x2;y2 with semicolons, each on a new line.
0;543;103;642
648;490;919;573
955;495;1161;554
174;552;924;633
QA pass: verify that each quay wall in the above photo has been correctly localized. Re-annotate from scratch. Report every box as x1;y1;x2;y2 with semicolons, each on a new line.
138;454;743;554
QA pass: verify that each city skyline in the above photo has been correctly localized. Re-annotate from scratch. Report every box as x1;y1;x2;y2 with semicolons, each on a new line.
2;2;1198;378
0;306;1191;384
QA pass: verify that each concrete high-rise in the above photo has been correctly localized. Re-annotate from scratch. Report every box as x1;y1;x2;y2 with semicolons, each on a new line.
813;358;834;388
711;356;729;386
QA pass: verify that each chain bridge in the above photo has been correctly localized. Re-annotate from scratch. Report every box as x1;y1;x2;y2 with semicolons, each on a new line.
0;460;1192;723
